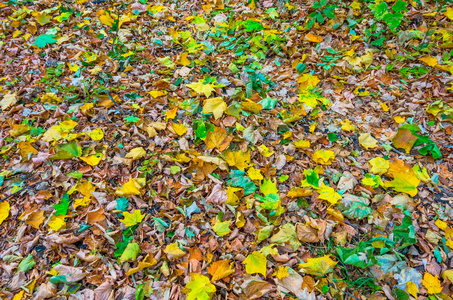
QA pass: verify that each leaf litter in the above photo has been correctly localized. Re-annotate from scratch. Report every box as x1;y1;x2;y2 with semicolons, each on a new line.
0;0;453;299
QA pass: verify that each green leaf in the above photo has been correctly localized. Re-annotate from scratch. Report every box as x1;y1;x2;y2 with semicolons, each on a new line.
53;193;70;216
124;115;140;123
67;172;83;179
342;195;372;220
116;197;129;211
17;255;36;273
392;0;408;13
33;34;58;48
119;243;140;264
336;241;377;268
393;210;417;249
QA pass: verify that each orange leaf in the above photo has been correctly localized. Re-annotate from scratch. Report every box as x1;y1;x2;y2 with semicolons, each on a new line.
393;128;418;153
205;126;232;151
207;260;235;281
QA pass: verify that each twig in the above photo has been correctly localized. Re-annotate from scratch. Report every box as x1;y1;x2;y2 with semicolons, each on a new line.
107;92;134;116
0;179;48;202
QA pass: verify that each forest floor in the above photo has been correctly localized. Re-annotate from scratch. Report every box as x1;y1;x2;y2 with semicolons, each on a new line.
1;0;453;299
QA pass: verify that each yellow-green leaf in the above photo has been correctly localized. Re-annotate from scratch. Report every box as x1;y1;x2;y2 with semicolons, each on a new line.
203;97;227;120
298;255;337;276
120;209;145;227
0;201;10;225
242;251;267;276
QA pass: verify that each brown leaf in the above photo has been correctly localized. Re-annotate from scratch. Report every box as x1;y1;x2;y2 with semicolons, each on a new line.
296;224;320;243
205;126;232;151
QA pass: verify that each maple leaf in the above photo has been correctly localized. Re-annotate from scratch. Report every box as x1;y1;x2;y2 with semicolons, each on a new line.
186;81;216;97
87;128;104;141
184;273;216;300
316;184;342;205
242;251;267;276
212;219;231;237
205;126;232;151
260;178;278;195
33;34;57;48
120;209;145;227
422;273;442;294
369;157;389;175
203;97;227;120
269;223;301;251
115;178;145;196
312;150;335;165
384;160;420;197
393;127;419;153
299;255;337;276
223;150;252;171
207;260;235;281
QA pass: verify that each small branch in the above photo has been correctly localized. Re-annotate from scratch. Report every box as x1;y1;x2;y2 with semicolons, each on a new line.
107;92;134;116
0;179;48;202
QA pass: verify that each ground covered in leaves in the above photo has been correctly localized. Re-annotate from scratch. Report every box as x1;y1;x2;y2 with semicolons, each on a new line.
1;0;453;299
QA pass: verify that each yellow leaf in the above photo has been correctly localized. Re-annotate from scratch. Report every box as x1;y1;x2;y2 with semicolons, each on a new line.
299;255;337;276
422;273;442;294
25;210;45;229
305;33;323;43
243;251;267;276
12;290;24;300
164;242;186;260
125;147;146;160
341;119;355;132
126;253;157;276
351;1;361;9
369;157;389;175
178;53;191;66
99;12;114;26
208;260;235;281
67;63;79;72
442;270;453;282
316;184;342;205
223;150;252;171
205;126;232;151
248;168;263;180
384;160;420;197
273;266;290;279
359;133;378;149
294;140;310;149
120;209;145;227
407;281;419;299
184;273;216;300
0;201;10;225
87;128;104;141
378;100;389;112
287;187;312;198
419;56;438;67
166;107;178;121
48;215;66;231
394;116;405;123
258;144;275;158
172;123;188;136
0;93;17;110
203;97;227;120
186;81;216;97
212;219;231;237
298;74;320;90
115;177;145;196
148;90;165;98
80;153;104;166
73;196;91;209
312;150;335;165
445;7;453;20
36;13;52;25
435;219;447;231
18;141;38;158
